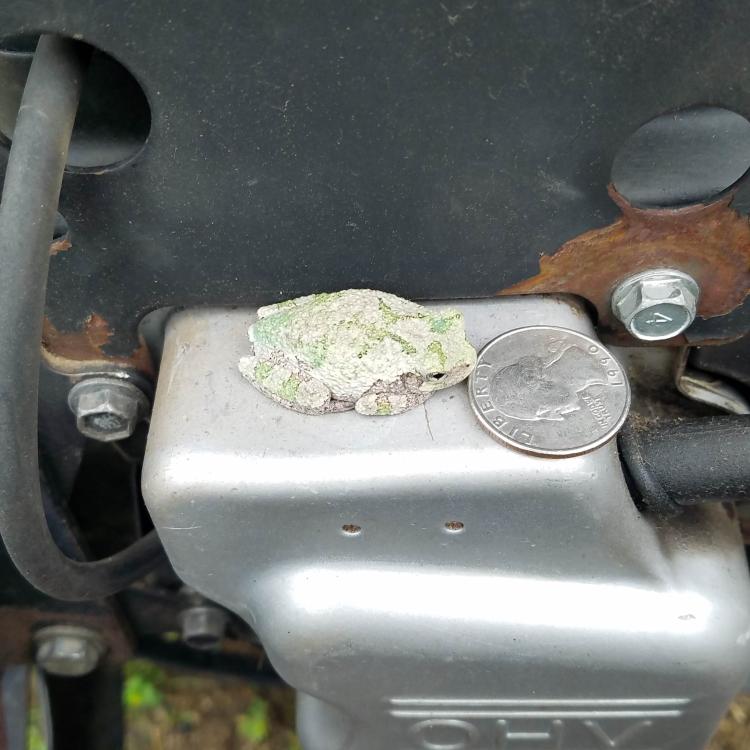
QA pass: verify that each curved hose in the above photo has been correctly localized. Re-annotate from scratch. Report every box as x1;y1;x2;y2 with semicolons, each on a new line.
0;35;164;600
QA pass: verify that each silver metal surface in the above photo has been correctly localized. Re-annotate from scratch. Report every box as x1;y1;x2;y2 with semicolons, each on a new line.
34;625;105;677
611;268;700;341
143;296;750;750
68;376;149;442
675;348;750;415
469;326;630;456
179;605;229;651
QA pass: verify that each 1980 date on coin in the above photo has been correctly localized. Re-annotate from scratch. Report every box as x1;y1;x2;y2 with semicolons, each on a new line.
469;326;631;457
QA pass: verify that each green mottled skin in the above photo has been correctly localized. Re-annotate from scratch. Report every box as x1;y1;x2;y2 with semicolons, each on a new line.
238;289;476;416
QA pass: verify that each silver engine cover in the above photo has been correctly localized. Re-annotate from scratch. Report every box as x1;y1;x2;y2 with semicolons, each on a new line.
142;296;750;750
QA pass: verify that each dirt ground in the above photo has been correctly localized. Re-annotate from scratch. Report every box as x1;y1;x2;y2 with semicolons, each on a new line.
711;696;750;750
121;660;750;750
123;661;298;750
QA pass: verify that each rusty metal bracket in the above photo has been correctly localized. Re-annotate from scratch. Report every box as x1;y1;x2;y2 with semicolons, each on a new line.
0;606;132;667
42;313;153;378
500;186;750;345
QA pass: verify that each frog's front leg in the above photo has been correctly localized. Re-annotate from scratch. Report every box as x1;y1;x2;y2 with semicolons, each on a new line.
239;352;350;415
355;375;429;416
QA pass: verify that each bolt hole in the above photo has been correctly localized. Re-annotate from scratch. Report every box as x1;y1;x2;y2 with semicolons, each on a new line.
0;35;152;172
444;521;465;533
0;34;39;53
52;212;69;241
611;106;750;208
341;524;362;536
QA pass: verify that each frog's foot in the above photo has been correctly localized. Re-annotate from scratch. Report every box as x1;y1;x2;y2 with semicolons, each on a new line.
239;353;349;415
355;376;429;416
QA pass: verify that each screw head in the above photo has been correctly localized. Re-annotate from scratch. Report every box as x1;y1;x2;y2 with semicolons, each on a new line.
68;377;149;442
611;269;700;341
34;625;106;677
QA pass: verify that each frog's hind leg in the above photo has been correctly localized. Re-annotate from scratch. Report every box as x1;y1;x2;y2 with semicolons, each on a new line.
239;353;351;415
355;376;429;416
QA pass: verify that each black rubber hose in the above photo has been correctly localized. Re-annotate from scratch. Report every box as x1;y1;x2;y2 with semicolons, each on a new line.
0;35;164;600
619;416;750;511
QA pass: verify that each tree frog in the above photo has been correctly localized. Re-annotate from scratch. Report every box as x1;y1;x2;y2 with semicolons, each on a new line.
238;289;476;415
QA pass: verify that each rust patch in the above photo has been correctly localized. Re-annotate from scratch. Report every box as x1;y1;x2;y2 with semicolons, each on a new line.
49;236;72;256
500;186;750;343
42;313;154;376
0;606;132;666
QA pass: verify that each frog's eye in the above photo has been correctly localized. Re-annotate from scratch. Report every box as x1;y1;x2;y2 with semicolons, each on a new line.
426;372;446;382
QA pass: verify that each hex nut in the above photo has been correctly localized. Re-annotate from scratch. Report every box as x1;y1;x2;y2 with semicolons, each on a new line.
611;269;700;341
34;625;106;677
179;606;229;651
68;377;149;442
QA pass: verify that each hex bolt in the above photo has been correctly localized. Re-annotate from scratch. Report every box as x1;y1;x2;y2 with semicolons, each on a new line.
68;376;149;442
34;625;106;677
178;605;229;651
611;268;700;341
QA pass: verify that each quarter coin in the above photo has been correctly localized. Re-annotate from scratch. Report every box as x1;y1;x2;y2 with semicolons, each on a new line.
469;326;630;456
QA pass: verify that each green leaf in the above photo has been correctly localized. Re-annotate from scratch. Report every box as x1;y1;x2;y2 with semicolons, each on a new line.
26;707;47;750
124;659;167;687
123;673;164;710
236;697;270;742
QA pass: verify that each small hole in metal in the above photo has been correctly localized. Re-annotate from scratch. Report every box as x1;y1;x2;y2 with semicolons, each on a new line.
444;521;464;533
52;212;69;241
0;36;152;173
342;524;362;536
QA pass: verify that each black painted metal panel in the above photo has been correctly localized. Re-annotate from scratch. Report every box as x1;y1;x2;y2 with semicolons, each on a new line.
1;1;750;354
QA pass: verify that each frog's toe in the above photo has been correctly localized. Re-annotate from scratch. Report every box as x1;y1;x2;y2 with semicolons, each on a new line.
238;354;259;380
295;379;331;413
356;392;415;416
